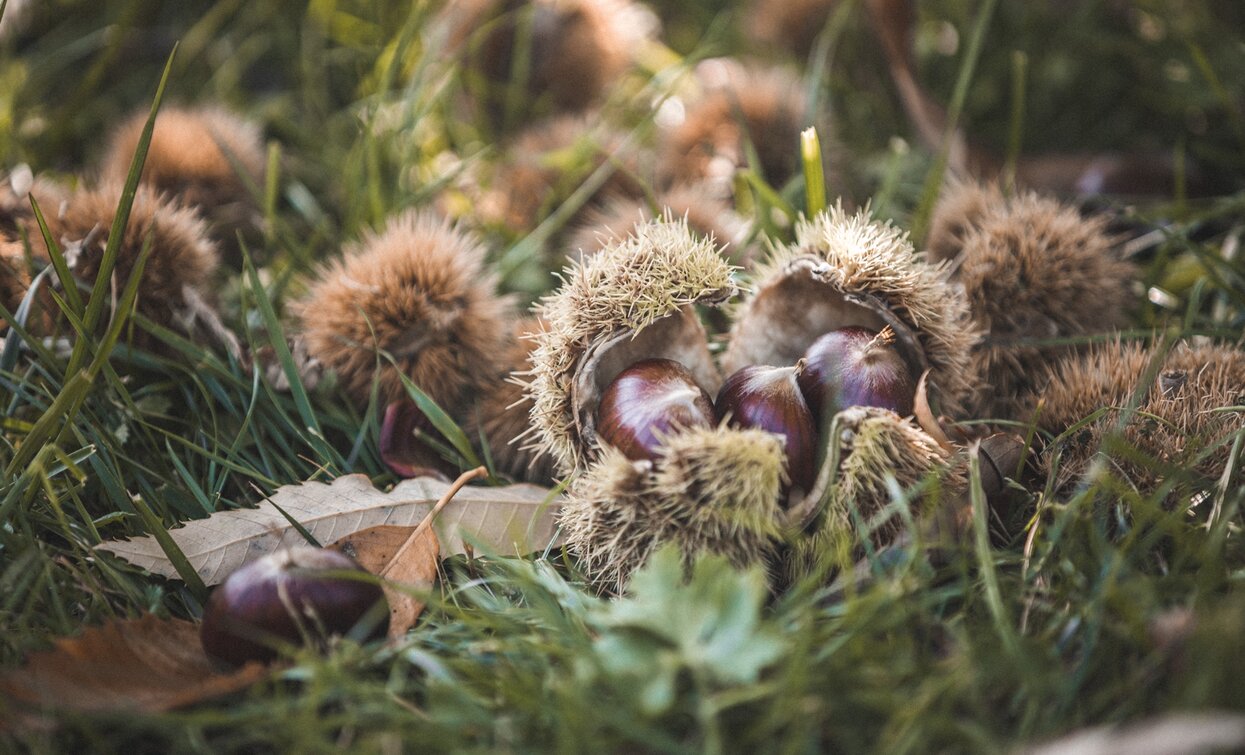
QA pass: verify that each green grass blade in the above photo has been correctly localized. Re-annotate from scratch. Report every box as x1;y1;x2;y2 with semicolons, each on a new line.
911;0;999;242
801;127;827;218
66;43;178;378
393;369;485;472
129;489;208;601
243;254;344;472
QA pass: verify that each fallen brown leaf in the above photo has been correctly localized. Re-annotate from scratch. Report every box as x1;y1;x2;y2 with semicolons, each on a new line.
0;615;268;725
328;467;487;638
331;524;440;639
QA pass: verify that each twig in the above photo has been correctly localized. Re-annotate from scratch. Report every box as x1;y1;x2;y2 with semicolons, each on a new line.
380;466;486;580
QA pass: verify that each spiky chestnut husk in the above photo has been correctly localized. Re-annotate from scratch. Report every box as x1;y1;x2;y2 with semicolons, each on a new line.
525;217;735;477
925;182;1136;420
743;0;837;59
1;172;68;333
1;172;68;244
297;210;512;410
1028;340;1245;499
724;203;979;419
438;0;656;123
785;406;959;582
563;183;750;265
0;240;33;324
465;317;561;484
658;60;811;196
21;182;219;341
475;114;647;238
560;424;787;593
100;106;266;265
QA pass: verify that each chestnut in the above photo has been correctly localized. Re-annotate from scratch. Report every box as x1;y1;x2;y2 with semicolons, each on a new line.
715;363;818;494
200;547;389;666
595;358;716;461
797;326;916;423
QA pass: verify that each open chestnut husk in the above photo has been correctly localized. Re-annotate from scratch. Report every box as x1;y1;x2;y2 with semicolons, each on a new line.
724;204;978;419
561;424;787;594
200;547;389;667
529;218;808;590
526;217;734;476
596;358;715;461
784;406;959;582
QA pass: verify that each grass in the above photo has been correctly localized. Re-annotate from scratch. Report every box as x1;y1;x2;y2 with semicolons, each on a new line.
2;0;1245;751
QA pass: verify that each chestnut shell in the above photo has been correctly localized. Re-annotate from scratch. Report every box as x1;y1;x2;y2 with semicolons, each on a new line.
798;326;916;422
715;364;818;495
200;547;389;666
596;358;715;461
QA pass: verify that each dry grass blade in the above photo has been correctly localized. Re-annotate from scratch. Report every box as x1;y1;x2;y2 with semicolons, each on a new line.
914;370;954;452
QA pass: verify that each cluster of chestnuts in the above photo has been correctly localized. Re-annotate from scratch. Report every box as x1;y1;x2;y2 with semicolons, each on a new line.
596;325;915;496
527;210;976;591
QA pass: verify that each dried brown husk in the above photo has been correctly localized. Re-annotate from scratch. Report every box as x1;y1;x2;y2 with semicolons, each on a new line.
465;317;560;484
1;175;67;334
725;203;978;417
0;239;35;326
1;173;68;244
560;424;786;593
472;114;648;240
743;0;839;60
1032;340;1245;498
786;406;958;581
100;105;266;265
437;0;656;124
525;216;735;476
297;210;513;409
658;60;812;197
21;182;219;344
926;182;1136;420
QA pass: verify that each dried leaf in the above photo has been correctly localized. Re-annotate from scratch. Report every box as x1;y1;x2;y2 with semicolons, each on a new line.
99;474;563;585
331;524;440;639
0;615;267;724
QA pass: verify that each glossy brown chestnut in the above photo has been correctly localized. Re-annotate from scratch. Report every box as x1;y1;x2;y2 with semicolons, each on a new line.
715;362;818;494
595;358;716;461
797;326;917;423
200;547;389;667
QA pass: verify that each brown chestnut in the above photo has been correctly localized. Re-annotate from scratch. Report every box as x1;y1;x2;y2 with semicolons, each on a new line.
797;326;916;423
715;362;818;494
595;358;716;461
200;547;389;666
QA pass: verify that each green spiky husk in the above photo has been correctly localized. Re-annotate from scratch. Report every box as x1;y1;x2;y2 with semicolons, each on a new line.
787;407;955;580
525;217;736;477
560;425;787;593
